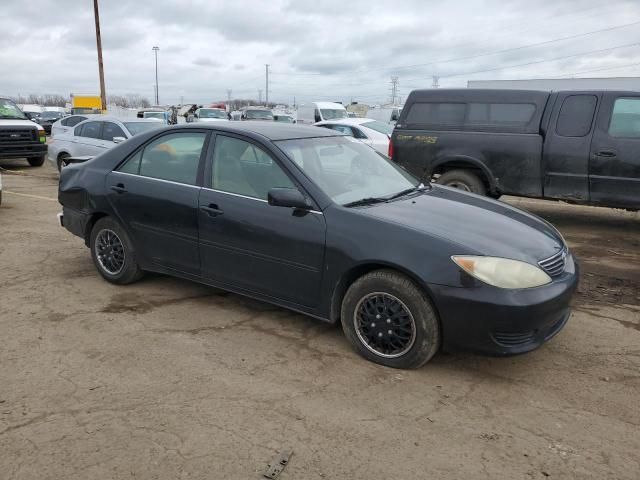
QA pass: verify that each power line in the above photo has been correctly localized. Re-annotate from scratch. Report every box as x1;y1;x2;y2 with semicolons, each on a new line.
270;19;640;78
549;61;640;78
403;42;640;85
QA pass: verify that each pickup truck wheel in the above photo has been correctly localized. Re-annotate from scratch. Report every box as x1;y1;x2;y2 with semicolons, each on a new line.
90;217;144;285
57;153;70;172
437;169;486;196
341;269;440;369
28;155;46;167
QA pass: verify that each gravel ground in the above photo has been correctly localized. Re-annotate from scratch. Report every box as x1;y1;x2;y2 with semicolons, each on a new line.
1;160;639;479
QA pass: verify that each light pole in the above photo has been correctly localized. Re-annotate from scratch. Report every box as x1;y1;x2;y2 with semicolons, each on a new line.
152;46;160;105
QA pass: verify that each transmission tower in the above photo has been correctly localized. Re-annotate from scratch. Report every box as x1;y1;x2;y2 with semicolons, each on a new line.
390;76;399;105
432;75;440;88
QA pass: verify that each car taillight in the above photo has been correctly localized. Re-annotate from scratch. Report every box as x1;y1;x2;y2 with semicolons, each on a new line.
388;140;394;159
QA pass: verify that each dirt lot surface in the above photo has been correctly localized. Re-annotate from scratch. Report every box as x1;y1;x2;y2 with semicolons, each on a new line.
1;160;639;479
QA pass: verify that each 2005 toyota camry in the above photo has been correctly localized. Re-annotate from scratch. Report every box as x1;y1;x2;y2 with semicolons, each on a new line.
58;122;578;368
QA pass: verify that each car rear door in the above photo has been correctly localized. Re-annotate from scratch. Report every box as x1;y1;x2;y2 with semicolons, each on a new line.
542;92;600;201
198;133;326;308
589;93;640;208
105;130;209;275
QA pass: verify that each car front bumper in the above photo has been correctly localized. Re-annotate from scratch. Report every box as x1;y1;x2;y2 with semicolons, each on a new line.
0;142;47;159
429;261;579;355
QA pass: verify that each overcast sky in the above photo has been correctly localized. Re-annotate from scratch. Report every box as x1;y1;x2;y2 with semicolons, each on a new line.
2;0;640;105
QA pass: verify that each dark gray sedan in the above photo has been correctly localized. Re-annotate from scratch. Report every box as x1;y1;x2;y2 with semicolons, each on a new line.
58;122;578;368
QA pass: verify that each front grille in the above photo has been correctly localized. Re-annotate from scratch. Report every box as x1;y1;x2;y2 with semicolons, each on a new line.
0;128;37;143
538;249;566;278
492;330;536;347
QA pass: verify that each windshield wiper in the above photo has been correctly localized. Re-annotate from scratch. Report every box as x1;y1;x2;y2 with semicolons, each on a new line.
384;184;427;201
343;197;389;208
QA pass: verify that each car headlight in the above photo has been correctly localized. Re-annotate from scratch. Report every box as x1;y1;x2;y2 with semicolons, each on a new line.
451;256;552;289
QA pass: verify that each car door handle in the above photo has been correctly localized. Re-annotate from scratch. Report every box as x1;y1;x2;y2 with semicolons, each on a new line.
594;150;617;158
110;183;127;194
200;204;224;217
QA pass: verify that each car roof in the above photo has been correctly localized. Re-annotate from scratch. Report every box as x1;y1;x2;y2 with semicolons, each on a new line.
318;118;377;126
180;121;343;140
76;115;161;123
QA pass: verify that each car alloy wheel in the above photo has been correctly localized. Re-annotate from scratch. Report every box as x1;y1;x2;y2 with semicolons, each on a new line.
445;180;472;192
353;292;417;358
94;228;126;275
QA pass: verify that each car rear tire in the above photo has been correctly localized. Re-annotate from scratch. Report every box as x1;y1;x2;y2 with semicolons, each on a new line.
341;269;440;369
57;153;70;172
437;169;486;196
90;217;144;285
28;155;46;167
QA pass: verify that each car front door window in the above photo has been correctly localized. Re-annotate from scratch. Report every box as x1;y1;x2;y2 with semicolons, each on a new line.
212;135;295;199
102;122;126;142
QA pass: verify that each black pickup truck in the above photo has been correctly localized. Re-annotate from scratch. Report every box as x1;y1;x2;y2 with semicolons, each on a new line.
390;89;640;209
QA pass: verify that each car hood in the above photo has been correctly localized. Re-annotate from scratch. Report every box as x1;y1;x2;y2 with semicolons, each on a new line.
357;185;564;262
0;118;41;129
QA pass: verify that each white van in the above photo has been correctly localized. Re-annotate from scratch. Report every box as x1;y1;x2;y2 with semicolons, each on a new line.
296;102;347;124
365;106;402;125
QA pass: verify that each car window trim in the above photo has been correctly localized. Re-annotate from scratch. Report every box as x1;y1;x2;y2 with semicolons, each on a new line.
201;185;323;215
111;170;202;189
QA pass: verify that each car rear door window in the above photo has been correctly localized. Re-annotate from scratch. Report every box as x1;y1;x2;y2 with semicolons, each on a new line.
102;122;126;142
608;98;640;138
467;103;536;127
405;103;466;126
212;135;295;200
138;132;206;185
78;121;102;138
556;95;597;137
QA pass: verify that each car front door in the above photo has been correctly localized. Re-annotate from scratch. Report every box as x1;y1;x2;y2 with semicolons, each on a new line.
73;121;104;157
105;130;209;275
101;121;126;149
198;134;326;308
590;93;640;208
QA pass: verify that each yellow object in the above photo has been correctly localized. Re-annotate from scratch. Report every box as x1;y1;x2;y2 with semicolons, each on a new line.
71;94;104;114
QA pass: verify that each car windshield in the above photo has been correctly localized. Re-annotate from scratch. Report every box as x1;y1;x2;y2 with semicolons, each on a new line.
200;109;227;119
0;98;27;120
245;109;274;120
40;111;64;120
321;109;348;120
124;122;163;136
362;120;393;135
276;136;420;205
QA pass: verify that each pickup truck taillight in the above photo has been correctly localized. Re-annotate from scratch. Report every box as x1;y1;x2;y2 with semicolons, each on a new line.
388;140;394;159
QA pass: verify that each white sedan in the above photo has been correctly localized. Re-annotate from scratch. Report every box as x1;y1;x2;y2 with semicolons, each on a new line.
48;116;163;171
314;118;393;155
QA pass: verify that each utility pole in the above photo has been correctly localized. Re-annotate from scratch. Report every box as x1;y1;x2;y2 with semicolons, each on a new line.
152;46;160;105
390;76;399;105
258;89;263;104
226;89;232;103
180;95;184;105
265;64;270;106
93;0;107;111
432;75;440;89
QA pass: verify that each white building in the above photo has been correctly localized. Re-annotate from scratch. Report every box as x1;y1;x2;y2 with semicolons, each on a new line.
467;77;640;91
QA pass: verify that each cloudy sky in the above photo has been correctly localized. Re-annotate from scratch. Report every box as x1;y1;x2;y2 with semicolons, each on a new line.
2;0;640;105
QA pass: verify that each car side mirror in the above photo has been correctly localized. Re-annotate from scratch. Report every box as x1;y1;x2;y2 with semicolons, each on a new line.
268;188;312;210
113;136;126;144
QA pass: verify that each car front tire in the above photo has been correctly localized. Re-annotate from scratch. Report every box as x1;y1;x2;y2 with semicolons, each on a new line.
341;269;440;369
90;217;143;285
28;155;46;167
